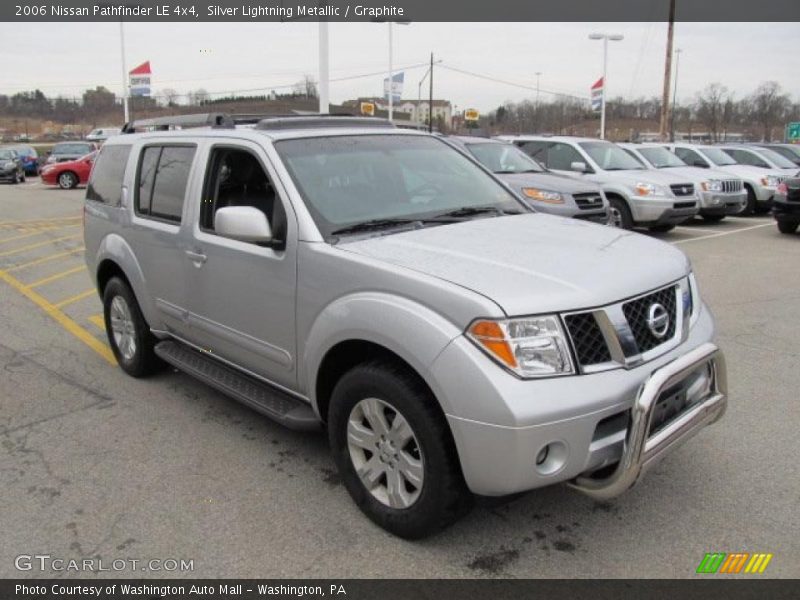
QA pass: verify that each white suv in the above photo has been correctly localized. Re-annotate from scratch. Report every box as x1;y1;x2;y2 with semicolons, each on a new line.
502;136;699;231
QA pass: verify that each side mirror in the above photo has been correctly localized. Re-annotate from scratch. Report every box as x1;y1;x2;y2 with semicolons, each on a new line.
214;206;272;244
693;160;709;168
570;161;588;173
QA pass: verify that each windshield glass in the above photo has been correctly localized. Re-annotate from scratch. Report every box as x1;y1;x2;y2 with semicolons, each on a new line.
275;134;524;239
0;150;15;160
579;142;645;170
755;147;797;169
8;145;34;157
54;143;93;155
638;147;686;168
701;147;737;166
466;142;544;173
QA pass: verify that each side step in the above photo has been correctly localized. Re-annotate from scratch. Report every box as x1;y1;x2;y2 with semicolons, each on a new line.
154;340;321;432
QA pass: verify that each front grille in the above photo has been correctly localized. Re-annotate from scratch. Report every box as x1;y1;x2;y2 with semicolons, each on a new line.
573;192;604;210
721;179;742;193
670;183;695;197
564;312;612;366
622;285;677;353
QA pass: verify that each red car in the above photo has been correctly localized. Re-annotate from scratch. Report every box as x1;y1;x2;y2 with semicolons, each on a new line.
39;151;96;189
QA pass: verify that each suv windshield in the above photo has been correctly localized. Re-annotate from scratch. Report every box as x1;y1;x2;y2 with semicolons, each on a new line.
275;134;524;239
54;143;93;155
638;147;686;168
465;142;544;174
700;147;737;166
0;150;16;160
579;141;645;170
754;147;796;169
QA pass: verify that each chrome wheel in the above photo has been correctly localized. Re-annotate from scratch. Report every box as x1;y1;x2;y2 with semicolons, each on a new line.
608;205;624;228
347;397;424;509
109;295;137;361
58;172;75;189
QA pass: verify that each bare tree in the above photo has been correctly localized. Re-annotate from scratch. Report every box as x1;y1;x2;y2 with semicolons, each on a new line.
160;88;179;107
747;81;790;141
694;83;730;142
292;75;318;99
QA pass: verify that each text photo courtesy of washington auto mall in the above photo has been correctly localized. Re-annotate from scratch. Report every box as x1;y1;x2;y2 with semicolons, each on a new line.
0;1;799;598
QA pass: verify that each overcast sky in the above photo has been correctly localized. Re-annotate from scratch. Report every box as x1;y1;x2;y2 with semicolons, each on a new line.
1;21;798;112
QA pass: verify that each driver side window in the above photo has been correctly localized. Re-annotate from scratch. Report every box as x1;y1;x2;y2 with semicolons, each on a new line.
547;143;584;171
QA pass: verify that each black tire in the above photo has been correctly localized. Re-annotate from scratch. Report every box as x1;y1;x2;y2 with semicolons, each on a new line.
10;171;19;184
20;171;26;183
702;214;725;223
649;224;676;233
328;360;472;539
777;220;799;234
58;171;78;190
102;277;163;377
608;197;633;229
743;186;757;215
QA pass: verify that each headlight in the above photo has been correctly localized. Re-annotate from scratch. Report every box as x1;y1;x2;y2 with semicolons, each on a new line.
1;161;12;169
701;179;723;192
467;316;575;378
521;188;564;204
633;182;665;197
761;175;780;188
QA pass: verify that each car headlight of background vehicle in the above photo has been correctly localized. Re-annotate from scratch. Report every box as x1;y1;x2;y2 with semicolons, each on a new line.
701;179;723;192
2;161;15;169
521;188;564;204
467;316;575;378
633;182;665;197
761;175;781;188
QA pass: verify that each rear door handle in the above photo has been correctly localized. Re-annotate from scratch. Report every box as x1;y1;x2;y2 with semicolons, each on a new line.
185;250;207;264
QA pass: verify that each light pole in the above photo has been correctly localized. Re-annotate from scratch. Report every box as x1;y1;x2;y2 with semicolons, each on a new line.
318;22;329;114
119;22;129;123
588;32;623;140
535;71;541;105
670;48;682;142
385;21;409;121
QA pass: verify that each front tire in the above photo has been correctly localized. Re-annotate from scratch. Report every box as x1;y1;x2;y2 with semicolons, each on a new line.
649;224;676;233
777;220;799;234
102;277;163;377
743;186;757;215
58;171;78;190
702;214;725;223
328;361;471;539
608;197;633;229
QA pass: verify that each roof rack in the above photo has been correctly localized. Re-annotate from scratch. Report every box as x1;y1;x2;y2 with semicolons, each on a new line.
121;113;235;134
254;115;395;131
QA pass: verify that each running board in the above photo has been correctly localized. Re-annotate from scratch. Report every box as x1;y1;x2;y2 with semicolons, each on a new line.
154;341;321;432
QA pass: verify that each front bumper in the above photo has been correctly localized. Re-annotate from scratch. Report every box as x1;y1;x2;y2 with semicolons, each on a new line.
699;190;747;215
773;198;800;220
430;304;725;496
628;196;699;225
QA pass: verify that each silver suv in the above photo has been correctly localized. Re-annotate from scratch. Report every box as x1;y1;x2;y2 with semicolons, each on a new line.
500;136;700;231
84;114;727;538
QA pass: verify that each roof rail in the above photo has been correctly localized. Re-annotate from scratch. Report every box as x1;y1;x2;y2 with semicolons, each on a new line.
254;115;395;131
121;113;235;134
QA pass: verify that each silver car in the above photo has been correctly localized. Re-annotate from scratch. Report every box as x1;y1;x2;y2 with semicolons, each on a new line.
84;114;727;538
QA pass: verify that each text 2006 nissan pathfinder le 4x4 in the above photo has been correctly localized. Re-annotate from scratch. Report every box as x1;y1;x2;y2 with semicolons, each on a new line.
84;114;727;539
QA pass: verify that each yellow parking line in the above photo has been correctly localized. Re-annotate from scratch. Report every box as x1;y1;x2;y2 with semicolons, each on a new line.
28;265;86;289
0;233;82;258
0;268;115;365
0;227;60;245
7;246;85;272
53;288;97;309
88;314;106;330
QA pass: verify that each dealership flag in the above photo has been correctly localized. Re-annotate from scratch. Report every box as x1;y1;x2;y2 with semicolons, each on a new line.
591;77;604;112
383;72;404;103
129;61;152;97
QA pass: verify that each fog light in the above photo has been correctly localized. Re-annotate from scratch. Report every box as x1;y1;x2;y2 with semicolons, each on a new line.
536;445;549;465
535;441;568;476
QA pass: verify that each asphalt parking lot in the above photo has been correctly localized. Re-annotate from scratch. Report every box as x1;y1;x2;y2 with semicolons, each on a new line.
0;179;798;579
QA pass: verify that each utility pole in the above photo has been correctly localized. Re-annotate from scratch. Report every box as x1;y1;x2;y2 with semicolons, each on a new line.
318;21;329;114
119;22;129;123
670;48;682;142
428;52;434;133
659;0;676;141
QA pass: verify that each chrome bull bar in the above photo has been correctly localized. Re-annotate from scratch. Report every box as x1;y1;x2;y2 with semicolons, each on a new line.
569;342;727;500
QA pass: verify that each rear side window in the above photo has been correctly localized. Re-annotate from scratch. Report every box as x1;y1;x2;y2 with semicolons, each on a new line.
135;145;195;223
675;147;706;167
86;145;131;206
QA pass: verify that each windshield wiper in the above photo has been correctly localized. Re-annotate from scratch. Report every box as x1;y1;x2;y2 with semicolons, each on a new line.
330;218;417;237
432;206;506;219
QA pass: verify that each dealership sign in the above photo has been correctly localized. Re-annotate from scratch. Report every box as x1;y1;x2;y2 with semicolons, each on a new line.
383;72;404;103
591;77;603;112
360;102;375;116
129;61;152;97
464;108;480;121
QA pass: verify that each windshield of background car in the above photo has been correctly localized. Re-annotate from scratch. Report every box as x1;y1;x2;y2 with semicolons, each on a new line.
466;142;545;173
275;134;524;239
0;150;16;160
579;142;645;170
54;143;93;155
756;147;797;169
9;145;35;158
701;147;737;166
638;146;687;168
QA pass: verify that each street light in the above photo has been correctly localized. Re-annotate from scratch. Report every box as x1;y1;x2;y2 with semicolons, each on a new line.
318;22;329;114
670;48;682;142
588;32;624;140
386;21;410;121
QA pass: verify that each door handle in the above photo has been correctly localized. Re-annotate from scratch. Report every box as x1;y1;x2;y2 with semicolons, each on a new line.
185;250;207;264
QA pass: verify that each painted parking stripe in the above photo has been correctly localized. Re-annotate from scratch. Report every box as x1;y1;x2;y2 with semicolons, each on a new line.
0;233;82;257
0;227;61;245
54;288;97;309
8;246;85;272
672;222;775;244
88;314;106;330
27;265;86;288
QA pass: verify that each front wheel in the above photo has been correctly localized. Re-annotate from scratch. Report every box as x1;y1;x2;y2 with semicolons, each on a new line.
103;277;163;377
743;186;757;215
702;214;725;223
328;361;471;539
777;220;799;234
649;224;676;233
58;171;78;189
607;197;633;229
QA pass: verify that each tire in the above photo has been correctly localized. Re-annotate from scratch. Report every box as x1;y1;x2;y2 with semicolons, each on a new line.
328;360;471;539
10;171;19;184
102;277;163;377
702;214;725;223
649;224;676;233
58;171;78;190
743;186;757;215
607;197;633;229
20;171;26;183
777;220;799;234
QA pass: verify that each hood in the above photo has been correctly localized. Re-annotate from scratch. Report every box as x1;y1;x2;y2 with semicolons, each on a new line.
651;166;735;184
497;171;601;195
338;213;690;316
594;168;696;187
714;164;785;180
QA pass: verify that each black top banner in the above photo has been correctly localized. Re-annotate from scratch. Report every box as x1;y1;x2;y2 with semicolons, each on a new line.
3;0;800;22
